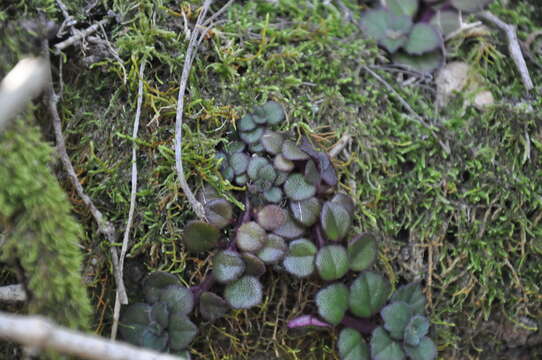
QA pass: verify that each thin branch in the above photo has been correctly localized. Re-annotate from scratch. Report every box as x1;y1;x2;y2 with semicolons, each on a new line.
0;311;182;360
329;134;351;158
478;11;534;92
54;17;111;54
42;40;127;304
0;284;27;302
362;65;451;154
175;0;232;221
111;60;146;340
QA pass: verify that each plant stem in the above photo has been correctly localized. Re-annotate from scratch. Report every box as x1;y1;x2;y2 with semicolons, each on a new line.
340;314;378;335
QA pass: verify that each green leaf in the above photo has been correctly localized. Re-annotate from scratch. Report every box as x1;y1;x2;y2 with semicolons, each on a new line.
381;301;413;340
316;283;349;325
256;204;287;231
430;10;460;36
282;238;317;278
151;302;169;329
290;197;321;227
273;212;306;239
224;275;263;309
391;282;426;315
349;272;391;318
274;153;295;172
242;252;266;277
404;23;442;55
385;0;418;17
199;291;229;322
183;221;221;253
261;130;284;155
236;221;267;253
257;234;287;264
229;152;249;175
168;312;198;351
239;126;264;144
348;233;378;272
143;272;179;303
282;140;310;161
140;327;169;351
315;245;349;281
121;303;153;326
261;101;285;125
235;174;248;186
404;337;437;360
338;328;370;360
255;164;277;191
238;114;256;132
204;198;233;229
225;141;246;153
361;9;412;53
212;250;246;283
304;159;320;186
274;171;289;186
451;0;493;12
249;142;264;153
331;193;355;213
284;173;316;201
404;315;430;346
370;327;405;360
158;284;194;315
247;156;269;179
392;50;443;73
321;202;351;242
263;186;283;203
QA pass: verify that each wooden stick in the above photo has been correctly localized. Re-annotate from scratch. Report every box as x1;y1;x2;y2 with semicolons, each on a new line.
479;11;534;92
0;311;182;360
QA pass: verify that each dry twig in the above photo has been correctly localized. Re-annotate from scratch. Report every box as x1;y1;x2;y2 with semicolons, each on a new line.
0;284;27;302
111;60;146;340
174;0;234;220
54;17;111;53
479;11;534;92
43;40;127;304
0;311;181;360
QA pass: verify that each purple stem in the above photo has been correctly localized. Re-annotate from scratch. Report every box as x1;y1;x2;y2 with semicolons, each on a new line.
190;274;215;300
340;314;378;335
315;225;326;249
287;315;331;329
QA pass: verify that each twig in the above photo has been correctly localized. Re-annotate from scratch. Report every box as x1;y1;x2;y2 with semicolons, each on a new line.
0;58;49;133
329;134;351;158
111;60;146;340
0;311;182;360
478;11;534;92
42;40;127;304
0;285;27;302
362;65;451;154
444;21;483;41
54;17;111;53
174;0;233;220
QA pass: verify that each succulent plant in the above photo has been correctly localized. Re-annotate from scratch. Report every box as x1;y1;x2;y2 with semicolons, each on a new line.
123;101;437;359
360;0;495;72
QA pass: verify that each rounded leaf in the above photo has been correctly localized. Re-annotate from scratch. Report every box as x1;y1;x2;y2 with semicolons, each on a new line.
213;250;246;284
274;171;289;186
338;328;370;360
257;234;287;264
404;315;430;346
240;126;264;144
284;173;316;201
238;114;256;132
316;283;349;325
404;23;442;55
224;275;263;309
241;252;266;277
315;245;349;281
262;101;285;125
282;238;317;278
273;212;306;239
247;157;269;180
204;198;233;229
249;142;265;153
222;166;234;182
349;271;391;318
256;204;287;231
229;152;249;175
183;221;221;253
140;327;169;351
381;301;414;340
392;50;443;73
370;327;405;360
151;302;170;329
451;0;493;12
386;0;418;17
235;174;248;186
226;141;246;153
261;130;284;155
143;272;179;303
263;186;283;203
282;140;309;161
321;202;351;242
404;337;437;360
391;282;426;315
274;153;295;172
236;221;267;253
290;197;321;227
159;284;194;315
304;159;320;186
199;291;229;322
331;193;355;214
380;14;413;53
348;233;378;271
430;9;460;36
121;303;153;326
168;312;198;351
